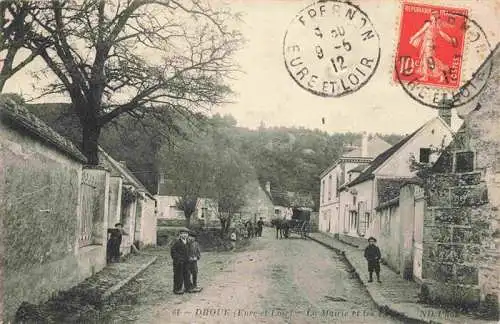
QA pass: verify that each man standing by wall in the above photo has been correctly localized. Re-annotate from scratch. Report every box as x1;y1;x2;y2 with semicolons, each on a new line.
170;228;191;294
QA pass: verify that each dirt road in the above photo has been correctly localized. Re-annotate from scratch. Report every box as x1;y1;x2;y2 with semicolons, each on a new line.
104;229;404;324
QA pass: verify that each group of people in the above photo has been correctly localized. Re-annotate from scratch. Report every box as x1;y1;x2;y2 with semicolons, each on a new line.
170;228;203;294
244;217;265;238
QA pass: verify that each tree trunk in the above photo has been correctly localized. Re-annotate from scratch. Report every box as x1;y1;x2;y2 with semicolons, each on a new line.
226;217;232;234
82;122;101;165
0;77;6;93
220;219;226;238
185;215;191;228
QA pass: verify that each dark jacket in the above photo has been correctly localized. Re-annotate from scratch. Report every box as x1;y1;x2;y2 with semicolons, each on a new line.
187;240;201;262
257;220;264;228
171;238;189;263
364;245;381;262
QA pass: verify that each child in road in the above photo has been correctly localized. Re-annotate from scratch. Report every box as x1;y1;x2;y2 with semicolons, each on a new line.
186;231;202;293
364;237;382;283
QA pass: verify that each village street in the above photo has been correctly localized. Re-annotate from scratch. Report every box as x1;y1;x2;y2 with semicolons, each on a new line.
99;229;404;324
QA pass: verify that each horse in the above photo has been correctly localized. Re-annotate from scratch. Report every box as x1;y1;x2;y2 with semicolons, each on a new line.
271;218;289;239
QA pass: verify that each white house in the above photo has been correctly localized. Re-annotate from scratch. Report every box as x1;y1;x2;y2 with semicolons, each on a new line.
335;113;454;245
318;133;391;233
154;176;219;223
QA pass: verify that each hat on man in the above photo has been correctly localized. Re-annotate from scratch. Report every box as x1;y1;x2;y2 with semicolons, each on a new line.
367;236;377;242
178;227;189;234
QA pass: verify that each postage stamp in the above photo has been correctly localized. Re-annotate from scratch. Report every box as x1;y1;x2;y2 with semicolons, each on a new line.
283;0;381;97
394;2;493;109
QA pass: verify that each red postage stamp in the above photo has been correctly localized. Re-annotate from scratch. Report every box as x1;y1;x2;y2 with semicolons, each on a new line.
394;2;468;89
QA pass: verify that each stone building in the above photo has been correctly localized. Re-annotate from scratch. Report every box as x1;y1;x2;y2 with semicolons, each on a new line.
98;147;157;250
420;44;500;318
0;98;107;321
318;134;391;233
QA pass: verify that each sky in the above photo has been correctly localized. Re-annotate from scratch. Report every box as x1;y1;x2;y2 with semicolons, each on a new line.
4;0;499;136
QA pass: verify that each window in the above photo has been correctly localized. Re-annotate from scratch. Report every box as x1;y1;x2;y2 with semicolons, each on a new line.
350;211;357;231
275;209;280;215
328;175;332;201
419;148;431;163
353;195;357;206
348;173;352;182
321;180;325;203
455;151;474;173
366;212;371;226
336;176;340;197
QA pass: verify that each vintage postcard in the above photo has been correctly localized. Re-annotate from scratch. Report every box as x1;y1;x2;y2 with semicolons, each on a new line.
1;0;499;323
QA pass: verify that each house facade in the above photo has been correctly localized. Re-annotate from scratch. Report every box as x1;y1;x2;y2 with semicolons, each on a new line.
319;134;391;233
237;180;274;224
333;116;454;247
98;148;157;249
155;177;219;224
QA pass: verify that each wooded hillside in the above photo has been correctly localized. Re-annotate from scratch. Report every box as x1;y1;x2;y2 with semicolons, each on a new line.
21;98;403;211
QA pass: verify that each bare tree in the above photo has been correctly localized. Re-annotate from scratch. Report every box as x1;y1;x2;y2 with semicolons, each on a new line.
22;0;242;164
157;133;216;227
175;196;198;227
0;1;41;92
211;147;254;237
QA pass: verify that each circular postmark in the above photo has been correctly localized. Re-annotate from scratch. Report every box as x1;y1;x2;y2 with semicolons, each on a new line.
394;3;493;109
283;0;381;97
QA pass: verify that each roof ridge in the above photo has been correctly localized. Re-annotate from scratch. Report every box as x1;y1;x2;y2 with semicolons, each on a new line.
0;97;87;163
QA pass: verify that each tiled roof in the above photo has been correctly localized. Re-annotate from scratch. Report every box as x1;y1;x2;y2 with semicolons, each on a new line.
343;135;392;158
0;97;87;163
347;126;424;187
320;135;391;178
270;190;290;207
98;147;153;197
348;164;368;173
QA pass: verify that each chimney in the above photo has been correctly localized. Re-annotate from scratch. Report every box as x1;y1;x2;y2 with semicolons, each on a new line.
265;181;271;193
361;132;368;157
438;99;452;126
119;160;126;168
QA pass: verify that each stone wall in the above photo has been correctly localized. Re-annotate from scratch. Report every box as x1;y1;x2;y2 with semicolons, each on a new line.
0;99;116;322
421;46;500;318
0;125;83;321
376;203;401;273
120;195;137;256
137;194;157;247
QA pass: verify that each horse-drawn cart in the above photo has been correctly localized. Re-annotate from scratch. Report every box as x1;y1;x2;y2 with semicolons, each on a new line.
272;207;311;239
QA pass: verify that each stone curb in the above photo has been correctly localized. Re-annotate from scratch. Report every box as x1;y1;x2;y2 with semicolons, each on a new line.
101;256;158;300
307;234;433;324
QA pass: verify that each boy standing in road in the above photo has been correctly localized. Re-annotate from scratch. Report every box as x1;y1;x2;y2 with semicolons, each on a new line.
364;237;382;283
187;231;202;293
